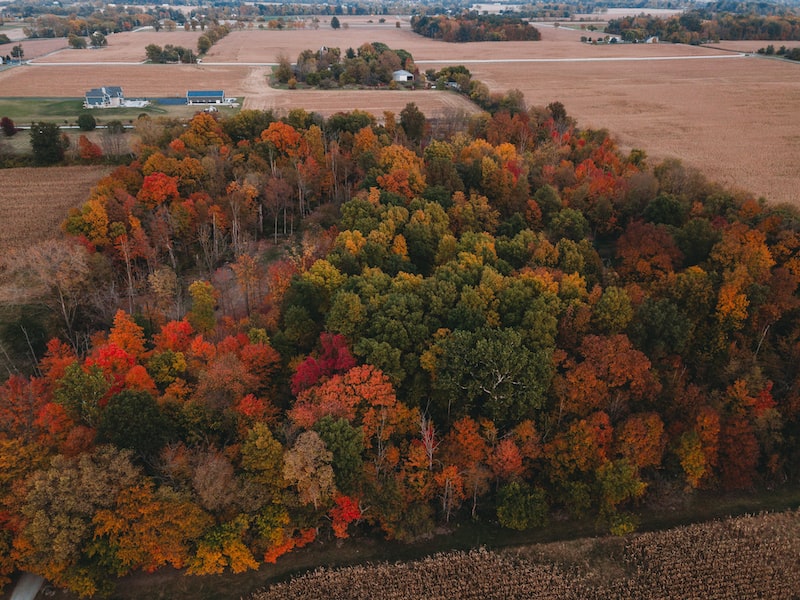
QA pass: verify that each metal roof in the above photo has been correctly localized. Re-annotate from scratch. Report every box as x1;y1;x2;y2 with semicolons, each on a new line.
187;90;225;97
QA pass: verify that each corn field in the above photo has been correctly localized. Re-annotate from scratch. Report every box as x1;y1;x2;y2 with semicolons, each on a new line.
252;509;800;600
0;166;110;252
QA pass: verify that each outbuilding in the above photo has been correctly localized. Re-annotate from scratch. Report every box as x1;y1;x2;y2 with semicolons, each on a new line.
186;90;226;104
392;70;414;83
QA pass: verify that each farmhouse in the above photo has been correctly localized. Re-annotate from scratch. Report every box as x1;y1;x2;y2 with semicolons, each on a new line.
392;70;414;83
84;86;124;108
187;90;225;104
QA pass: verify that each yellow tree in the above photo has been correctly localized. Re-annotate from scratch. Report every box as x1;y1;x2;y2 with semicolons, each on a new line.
376;144;426;200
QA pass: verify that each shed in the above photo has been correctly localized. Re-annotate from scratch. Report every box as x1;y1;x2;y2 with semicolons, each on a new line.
187;90;225;104
392;70;414;82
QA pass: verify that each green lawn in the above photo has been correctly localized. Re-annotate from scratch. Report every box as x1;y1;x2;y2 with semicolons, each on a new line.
0;97;240;127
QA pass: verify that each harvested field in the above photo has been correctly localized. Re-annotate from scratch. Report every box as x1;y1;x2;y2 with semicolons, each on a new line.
3;37;67;60
0;64;255;98
204;23;719;64
468;54;800;205
703;39;800;53
252;509;800;600
29;29;204;64
0;165;110;252
243;88;480;119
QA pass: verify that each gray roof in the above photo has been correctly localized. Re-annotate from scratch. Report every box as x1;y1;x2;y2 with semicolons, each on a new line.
85;86;124;98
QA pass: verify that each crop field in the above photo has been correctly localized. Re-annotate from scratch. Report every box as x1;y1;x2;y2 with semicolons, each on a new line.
252;509;800;600
1;18;799;204
1;37;67;60
0;165;111;252
27;29;203;63
703;40;800;52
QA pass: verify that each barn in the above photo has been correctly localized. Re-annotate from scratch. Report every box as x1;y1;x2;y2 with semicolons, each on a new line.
392;70;414;83
186;90;225;104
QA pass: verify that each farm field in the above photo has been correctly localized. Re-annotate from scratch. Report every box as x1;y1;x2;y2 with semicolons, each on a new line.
467;53;800;206
252;509;800;600
0;165;111;252
1;18;799;204
0;37;67;60
702;39;800;52
26;29;203;63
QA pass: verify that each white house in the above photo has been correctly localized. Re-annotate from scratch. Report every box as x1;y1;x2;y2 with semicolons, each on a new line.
84;86;124;108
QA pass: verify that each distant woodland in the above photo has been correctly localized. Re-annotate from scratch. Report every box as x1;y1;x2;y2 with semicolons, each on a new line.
606;10;800;43
1;90;799;597
411;14;542;42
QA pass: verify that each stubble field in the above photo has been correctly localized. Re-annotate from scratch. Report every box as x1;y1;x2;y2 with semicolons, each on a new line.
1;16;799;205
0;165;111;252
252;510;800;600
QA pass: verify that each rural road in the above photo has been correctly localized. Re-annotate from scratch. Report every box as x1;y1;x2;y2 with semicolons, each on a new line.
28;53;747;67
9;573;44;600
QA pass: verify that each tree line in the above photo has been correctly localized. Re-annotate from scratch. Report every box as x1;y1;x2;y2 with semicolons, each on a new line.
606;10;800;43
411;13;541;42
0;94;799;596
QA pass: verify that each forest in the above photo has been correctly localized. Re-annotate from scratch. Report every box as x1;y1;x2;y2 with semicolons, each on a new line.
0;92;799;597
410;13;542;42
606;10;800;43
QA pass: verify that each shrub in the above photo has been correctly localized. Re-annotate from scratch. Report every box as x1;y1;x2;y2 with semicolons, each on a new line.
77;113;97;131
0;116;17;137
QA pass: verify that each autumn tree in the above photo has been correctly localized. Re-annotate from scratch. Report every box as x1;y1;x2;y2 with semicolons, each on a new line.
17;447;143;596
283;430;335;510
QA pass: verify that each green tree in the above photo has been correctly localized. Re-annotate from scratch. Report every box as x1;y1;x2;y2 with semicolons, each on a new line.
145;43;163;62
30;122;67;165
430;327;551;426
274;54;293;84
54;362;110;427
89;32;107;47
97;390;173;460
314;416;364;494
591;286;633;334
400;102;427;146
197;35;212;54
68;34;87;49
77;113;97;131
496;481;548;530
187;280;216;334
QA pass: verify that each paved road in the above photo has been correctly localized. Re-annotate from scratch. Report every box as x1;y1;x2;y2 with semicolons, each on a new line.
10;573;44;600
26;53;747;68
